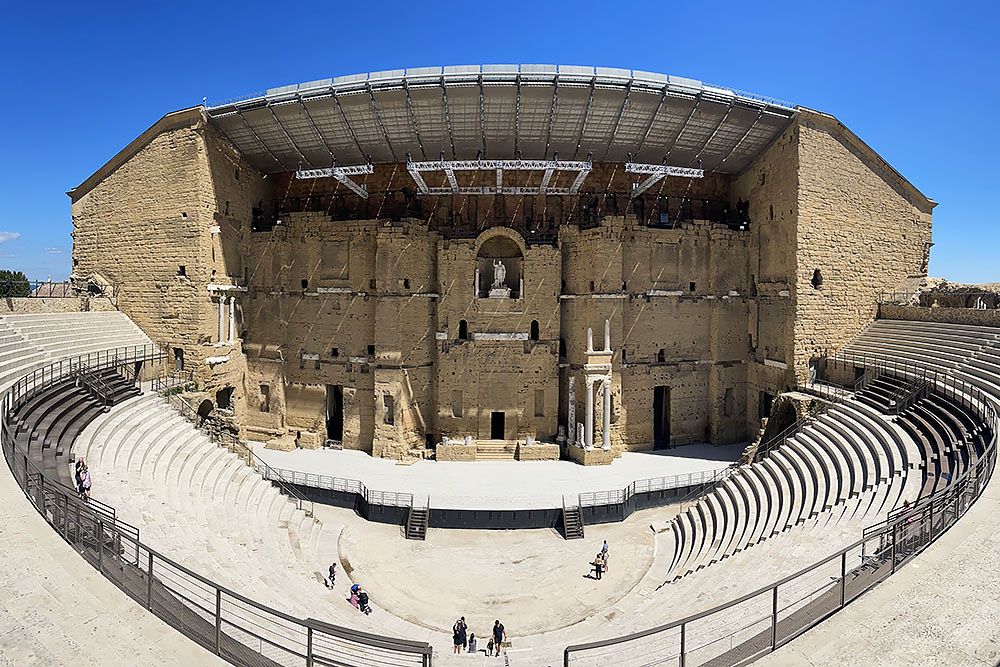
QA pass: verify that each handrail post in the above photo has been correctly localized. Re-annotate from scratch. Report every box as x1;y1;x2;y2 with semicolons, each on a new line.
215;588;222;654
679;622;686;667
307;626;314;667
839;551;847;607
147;551;154;609
771;585;778;650
97;520;104;573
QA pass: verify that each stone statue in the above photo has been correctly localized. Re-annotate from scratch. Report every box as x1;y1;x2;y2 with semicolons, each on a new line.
492;259;507;288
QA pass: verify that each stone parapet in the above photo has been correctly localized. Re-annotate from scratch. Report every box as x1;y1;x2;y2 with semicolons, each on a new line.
879;304;1000;328
566;446;616;466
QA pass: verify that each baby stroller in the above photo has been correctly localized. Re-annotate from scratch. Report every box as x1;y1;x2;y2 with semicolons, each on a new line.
357;589;372;615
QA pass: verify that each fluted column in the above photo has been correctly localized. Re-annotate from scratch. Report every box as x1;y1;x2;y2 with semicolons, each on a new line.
602;379;611;450
217;297;225;343
585;379;594;449
227;296;235;343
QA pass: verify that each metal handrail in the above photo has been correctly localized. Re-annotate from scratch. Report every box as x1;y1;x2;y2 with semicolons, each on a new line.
565;351;999;666
577;467;732;508
1;345;433;667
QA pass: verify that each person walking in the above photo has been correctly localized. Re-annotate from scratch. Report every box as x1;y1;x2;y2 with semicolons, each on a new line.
74;457;85;494
80;465;92;502
592;552;605;580
453;624;463;654
357;587;371;615
492;619;506;657
327;562;337;588
601;540;609;573
457;616;468;651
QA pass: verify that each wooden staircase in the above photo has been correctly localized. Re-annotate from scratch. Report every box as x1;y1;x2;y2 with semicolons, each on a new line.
562;497;585;540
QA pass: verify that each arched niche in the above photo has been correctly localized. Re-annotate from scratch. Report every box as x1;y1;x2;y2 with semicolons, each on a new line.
475;228;524;298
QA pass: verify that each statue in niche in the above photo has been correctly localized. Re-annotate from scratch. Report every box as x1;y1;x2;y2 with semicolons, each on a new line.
492;259;507;288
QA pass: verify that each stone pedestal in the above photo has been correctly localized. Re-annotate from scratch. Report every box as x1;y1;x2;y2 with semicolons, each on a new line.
567;445;615;466
515;441;560;461
488;287;511;299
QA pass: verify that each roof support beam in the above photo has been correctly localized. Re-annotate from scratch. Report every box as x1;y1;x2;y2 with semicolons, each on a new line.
692;101;734;167
440;80;457;159
513;74;522;157
367;83;397;161
713;108;763;172
406;159;431;194
573;77;597;160
634;89;668;161
496;168;503;189
236;110;289;171
297;98;335;163
664;97;701;162
479;75;488;158
602;80;632;161
539;167;554;194
625;162;705;197
333;92;367;161
294;164;373;198
404;158;594;196
544;79;558;159
402;79;427;160
267;106;311;168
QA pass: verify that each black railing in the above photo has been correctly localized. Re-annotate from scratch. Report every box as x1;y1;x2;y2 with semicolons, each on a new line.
0;279;75;298
564;352;999;666
1;345;433;667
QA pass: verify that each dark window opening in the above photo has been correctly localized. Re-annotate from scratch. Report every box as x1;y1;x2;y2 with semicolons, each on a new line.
216;386;234;410
259;384;270;413
589;280;595;292
458;320;469;340
177;265;186;276
173;348;184;372
367;345;376;355
689;282;696;292
653;386;671;448
403;278;410;289
811;269;823;289
530;320;539;341
383;394;395;425
326;385;344;441
490;411;505;439
769;204;774;220
301;279;309;290
331;347;339;357
369;279;376;289
224;200;230;216
657;349;666;363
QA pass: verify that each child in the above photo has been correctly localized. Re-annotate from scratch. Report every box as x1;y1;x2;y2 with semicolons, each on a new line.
468;633;478;654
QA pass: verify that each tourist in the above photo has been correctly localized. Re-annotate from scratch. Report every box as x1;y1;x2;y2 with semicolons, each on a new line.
487;637;495;657
74;457;85;494
492;619;506;656
327;562;337;588
348;590;360;611
601;540;610;572
453;624;463;653
468;632;477;654
455;616;467;650
593;552;605;580
80;464;92;501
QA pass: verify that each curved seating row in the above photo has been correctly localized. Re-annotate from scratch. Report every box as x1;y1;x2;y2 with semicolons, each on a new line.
0;311;154;390
11;369;139;486
664;398;915;580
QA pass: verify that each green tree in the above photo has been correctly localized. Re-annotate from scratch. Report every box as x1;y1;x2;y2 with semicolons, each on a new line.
0;269;31;297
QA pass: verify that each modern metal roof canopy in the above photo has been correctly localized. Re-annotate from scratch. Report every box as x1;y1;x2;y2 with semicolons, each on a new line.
206;65;796;175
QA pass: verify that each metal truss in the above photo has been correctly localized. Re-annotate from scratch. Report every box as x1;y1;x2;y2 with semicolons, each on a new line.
406;158;592;196
294;164;374;198
626;162;705;197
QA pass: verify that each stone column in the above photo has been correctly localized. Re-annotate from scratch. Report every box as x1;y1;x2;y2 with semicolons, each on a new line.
585;378;594;449
227;296;236;343
217;296;225;343
587;327;594;354
602;378;611;450
567;376;576;445
474;268;480;297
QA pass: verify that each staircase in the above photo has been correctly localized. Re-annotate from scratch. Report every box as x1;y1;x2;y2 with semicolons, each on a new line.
475;440;518;460
405;500;429;541
562;497;585;540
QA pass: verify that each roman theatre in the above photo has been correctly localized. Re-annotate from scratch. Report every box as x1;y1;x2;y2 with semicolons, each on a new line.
3;65;999;667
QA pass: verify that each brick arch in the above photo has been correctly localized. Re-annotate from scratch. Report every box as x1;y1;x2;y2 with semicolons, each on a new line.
474;226;526;257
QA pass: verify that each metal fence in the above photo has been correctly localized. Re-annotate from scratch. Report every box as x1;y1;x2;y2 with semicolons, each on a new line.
259;466;415;509
1;346;433;667
579;468;731;508
564;352;999;666
0;279;77;298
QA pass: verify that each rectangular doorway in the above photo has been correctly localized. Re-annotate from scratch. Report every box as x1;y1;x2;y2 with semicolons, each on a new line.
653;386;671;449
326;385;344;442
490;411;505;439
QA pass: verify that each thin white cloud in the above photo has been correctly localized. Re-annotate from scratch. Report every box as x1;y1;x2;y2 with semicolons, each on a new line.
44;247;64;254
0;232;21;243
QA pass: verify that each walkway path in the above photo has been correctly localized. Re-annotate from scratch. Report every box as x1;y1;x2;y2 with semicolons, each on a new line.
251;443;743;510
758;469;1000;667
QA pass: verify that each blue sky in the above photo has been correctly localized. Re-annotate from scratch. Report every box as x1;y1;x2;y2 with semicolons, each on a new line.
0;1;996;282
